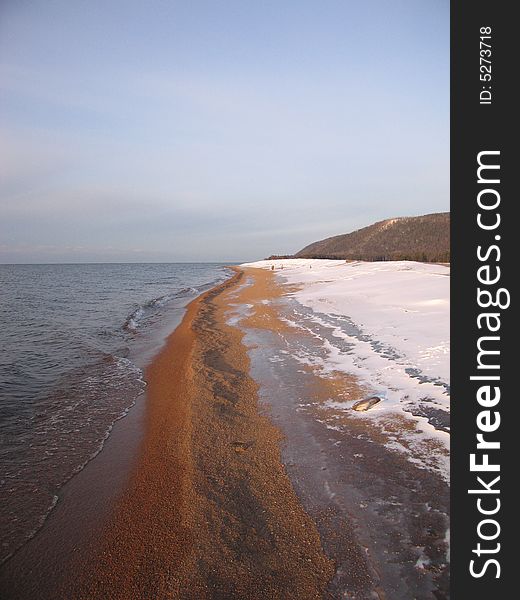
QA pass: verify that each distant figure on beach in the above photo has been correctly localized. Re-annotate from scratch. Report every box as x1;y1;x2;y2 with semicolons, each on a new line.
271;265;274;270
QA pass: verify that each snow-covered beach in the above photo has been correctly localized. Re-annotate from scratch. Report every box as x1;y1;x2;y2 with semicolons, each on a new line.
244;259;449;383
241;259;450;478
229;260;450;596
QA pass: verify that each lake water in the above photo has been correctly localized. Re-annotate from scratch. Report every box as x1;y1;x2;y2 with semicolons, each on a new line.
0;263;231;565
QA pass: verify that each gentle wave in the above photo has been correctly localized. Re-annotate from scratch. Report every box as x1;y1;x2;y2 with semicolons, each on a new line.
123;278;228;331
0;353;146;566
0;263;232;566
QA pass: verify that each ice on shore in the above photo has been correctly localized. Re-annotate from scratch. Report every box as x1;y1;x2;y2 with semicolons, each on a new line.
241;258;450;477
242;259;449;380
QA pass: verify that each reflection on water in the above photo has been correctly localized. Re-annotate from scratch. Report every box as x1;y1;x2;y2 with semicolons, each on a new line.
0;263;230;564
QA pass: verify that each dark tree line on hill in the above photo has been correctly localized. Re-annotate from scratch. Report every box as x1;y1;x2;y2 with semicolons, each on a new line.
267;213;450;263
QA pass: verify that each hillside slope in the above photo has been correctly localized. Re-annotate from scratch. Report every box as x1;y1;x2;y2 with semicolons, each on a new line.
294;212;450;262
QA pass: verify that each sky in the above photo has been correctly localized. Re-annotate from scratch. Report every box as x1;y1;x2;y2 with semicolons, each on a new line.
0;0;449;263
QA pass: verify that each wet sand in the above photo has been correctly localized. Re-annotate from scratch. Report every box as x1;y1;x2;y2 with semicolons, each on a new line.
61;272;331;599
232;268;450;599
0;267;449;599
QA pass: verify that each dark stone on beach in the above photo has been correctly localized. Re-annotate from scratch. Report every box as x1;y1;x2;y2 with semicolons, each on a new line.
352;396;382;412
231;440;254;453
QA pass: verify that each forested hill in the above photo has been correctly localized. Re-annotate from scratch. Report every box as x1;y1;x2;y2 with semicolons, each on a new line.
293;212;450;262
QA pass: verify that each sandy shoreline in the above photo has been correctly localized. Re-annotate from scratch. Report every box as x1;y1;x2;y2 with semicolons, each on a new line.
1;265;449;599
234;266;449;599
59;270;333;599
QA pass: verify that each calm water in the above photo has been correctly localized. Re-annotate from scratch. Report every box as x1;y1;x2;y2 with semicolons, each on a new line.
0;263;231;564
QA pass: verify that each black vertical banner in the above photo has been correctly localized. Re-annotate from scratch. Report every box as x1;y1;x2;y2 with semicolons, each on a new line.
451;1;514;597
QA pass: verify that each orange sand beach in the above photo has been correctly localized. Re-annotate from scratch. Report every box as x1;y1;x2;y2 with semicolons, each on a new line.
0;266;449;600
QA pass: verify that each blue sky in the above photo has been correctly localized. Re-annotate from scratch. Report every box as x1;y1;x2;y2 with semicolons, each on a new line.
0;0;449;263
